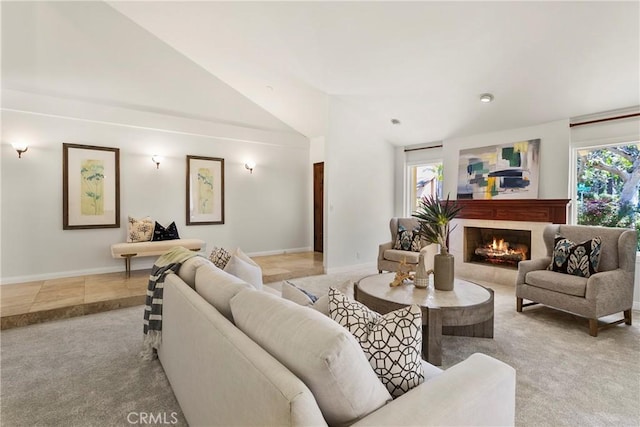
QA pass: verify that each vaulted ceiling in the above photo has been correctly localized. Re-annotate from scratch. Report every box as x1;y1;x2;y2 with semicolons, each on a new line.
4;1;639;146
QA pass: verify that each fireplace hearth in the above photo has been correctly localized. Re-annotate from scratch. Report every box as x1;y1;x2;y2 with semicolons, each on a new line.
464;227;531;269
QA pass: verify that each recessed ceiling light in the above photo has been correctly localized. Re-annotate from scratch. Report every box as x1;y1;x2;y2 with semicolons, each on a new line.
391;118;401;125
480;93;494;103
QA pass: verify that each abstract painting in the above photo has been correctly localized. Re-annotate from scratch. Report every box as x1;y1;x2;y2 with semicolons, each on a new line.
457;139;540;200
186;155;224;225
63;143;120;229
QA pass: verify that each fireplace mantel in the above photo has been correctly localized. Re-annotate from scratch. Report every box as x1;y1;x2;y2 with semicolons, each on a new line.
454;199;570;224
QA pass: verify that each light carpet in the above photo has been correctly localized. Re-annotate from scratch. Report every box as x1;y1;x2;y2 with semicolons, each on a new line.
2;268;639;426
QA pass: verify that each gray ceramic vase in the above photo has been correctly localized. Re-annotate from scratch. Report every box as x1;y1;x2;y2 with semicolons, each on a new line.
433;250;455;291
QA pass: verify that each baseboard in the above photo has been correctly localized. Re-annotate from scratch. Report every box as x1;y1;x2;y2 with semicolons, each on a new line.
326;262;376;275
0;247;314;285
246;247;313;257
1;266;127;285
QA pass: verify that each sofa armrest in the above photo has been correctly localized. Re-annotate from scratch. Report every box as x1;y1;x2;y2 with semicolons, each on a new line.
378;242;393;262
516;257;551;286
353;353;516;427
585;269;635;307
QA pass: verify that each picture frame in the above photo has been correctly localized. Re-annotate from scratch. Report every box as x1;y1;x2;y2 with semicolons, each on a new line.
457;139;541;200
186;155;225;225
63;143;120;229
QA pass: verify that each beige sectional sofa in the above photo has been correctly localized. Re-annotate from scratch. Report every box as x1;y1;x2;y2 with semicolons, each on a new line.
158;256;516;426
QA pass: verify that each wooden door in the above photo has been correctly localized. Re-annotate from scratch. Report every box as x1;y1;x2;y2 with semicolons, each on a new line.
313;162;324;253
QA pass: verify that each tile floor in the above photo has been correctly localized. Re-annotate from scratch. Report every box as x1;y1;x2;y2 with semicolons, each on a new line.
0;251;324;329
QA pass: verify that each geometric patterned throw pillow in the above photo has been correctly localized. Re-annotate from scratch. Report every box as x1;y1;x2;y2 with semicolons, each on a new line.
548;235;602;278
151;221;180;241
328;287;424;398
393;225;422;252
208;246;231;269
127;216;154;243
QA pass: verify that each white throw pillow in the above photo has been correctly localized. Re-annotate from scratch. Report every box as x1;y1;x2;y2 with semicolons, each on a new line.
230;290;391;426
329;287;424;398
223;248;263;290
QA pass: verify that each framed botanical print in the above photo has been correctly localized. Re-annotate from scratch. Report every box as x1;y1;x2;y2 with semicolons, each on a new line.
186;155;225;225
63;143;120;229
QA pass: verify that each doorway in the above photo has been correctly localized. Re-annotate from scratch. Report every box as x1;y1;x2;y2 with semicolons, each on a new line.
313;162;324;253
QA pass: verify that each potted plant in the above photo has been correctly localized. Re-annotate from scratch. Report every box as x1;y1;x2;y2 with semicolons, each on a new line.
412;194;462;290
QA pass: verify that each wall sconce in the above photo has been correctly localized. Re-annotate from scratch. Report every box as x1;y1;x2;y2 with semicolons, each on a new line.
245;161;256;174
151;155;163;169
12;142;29;158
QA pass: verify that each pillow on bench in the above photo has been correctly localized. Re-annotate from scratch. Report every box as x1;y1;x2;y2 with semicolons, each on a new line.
128;216;154;243
152;221;180;241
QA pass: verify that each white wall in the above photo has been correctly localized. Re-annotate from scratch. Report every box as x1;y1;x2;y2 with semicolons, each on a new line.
309;136;325;165
325;97;395;271
442;119;571;199
1;101;311;283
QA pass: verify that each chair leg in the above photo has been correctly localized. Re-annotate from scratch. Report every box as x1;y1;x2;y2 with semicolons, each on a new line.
378;270;382;274
624;309;632;325
516;297;523;312
589;319;599;337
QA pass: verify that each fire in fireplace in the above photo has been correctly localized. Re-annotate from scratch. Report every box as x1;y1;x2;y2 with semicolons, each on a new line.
464;227;531;269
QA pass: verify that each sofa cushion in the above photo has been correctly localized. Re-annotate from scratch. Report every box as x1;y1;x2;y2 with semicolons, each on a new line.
261;285;281;296
329;288;424;398
223;248;263;290
195;262;254;322
127;216;154;243
230;290;391;427
548;235;601;278
526;270;588;297
281;281;329;316
384;249;420;264
177;256;211;289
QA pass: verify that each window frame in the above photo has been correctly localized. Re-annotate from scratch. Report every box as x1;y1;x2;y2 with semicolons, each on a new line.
570;140;639;253
405;159;443;216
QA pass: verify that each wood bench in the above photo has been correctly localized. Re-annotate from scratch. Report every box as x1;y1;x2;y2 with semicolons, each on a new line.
111;239;205;277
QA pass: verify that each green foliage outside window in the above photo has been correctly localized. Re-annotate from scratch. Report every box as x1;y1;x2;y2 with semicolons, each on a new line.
576;144;640;251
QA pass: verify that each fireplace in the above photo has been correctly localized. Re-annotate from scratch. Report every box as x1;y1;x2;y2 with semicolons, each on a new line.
464;227;531;269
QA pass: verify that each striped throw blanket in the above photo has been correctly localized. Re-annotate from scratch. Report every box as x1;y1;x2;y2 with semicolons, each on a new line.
141;246;198;360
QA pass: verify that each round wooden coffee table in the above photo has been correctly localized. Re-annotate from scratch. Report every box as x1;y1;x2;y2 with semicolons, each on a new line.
355;273;494;366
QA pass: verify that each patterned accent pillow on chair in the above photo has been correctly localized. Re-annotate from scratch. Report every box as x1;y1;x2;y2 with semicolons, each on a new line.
393;226;422;252
548;235;602;278
328;287;424;398
127;216;154;243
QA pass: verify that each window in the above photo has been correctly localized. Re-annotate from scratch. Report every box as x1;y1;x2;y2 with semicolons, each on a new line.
575;142;640;250
408;162;442;214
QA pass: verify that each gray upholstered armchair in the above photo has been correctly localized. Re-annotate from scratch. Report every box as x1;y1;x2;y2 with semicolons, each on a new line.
516;224;637;336
378;217;438;274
